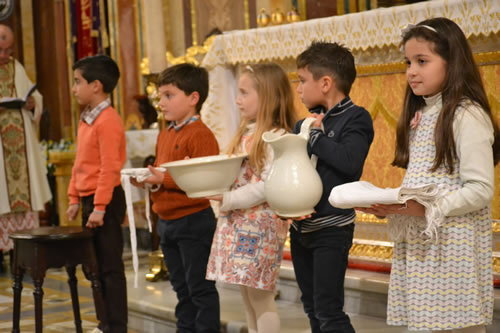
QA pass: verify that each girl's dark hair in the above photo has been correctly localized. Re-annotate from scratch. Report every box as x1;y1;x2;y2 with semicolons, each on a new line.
393;17;500;172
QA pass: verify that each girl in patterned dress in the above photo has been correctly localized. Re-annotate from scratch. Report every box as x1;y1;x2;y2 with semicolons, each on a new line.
206;63;298;332
359;18;500;332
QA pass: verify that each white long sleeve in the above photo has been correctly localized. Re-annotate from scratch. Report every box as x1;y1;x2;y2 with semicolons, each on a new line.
220;145;274;211
14;59;42;122
437;103;495;216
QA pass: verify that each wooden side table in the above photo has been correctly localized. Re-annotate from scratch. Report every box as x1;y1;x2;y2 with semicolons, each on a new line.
10;226;107;333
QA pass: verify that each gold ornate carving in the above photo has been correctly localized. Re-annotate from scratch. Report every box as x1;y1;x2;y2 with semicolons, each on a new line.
357;62;406;76
350;241;500;275
356;212;388;224
139;34;215;74
493;254;500;275
244;0;250;29
146;250;169;282
493;221;500;233
166;35;216;66
134;0;144;90
350;239;393;262
140;57;150;75
474;50;500;65
354;51;500;77
190;0;198;46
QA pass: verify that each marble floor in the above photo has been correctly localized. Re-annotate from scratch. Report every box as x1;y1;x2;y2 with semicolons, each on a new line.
0;252;497;332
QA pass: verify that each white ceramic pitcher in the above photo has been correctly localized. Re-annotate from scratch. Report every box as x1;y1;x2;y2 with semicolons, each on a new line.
262;117;323;217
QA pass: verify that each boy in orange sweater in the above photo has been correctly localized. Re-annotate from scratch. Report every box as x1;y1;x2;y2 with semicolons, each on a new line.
67;55;127;333
135;63;221;332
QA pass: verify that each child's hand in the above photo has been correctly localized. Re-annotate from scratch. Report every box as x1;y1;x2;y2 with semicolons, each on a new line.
144;165;165;185
24;96;35;111
86;211;104;228
130;177;144;188
67;204;79;221
277;213;313;225
359;200;425;217
309;113;324;128
206;195;222;201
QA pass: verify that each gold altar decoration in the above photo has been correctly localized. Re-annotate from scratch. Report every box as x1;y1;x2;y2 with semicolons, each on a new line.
199;0;500;276
145;250;169;282
202;0;500;67
48;151;81;227
140;35;216;76
271;8;285;25
286;7;301;23
257;8;271;27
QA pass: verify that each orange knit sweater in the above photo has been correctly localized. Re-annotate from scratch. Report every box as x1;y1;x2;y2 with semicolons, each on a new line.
151;120;219;220
68;106;126;211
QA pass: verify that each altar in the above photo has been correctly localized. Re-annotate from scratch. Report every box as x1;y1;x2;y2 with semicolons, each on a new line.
199;0;500;281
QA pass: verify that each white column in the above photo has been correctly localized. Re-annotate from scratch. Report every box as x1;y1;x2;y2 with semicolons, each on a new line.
142;0;168;73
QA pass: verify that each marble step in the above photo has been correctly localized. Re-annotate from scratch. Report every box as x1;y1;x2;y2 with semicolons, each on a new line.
126;264;397;333
126;261;500;333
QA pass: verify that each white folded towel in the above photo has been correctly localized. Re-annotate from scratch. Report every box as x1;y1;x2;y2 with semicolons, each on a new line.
328;181;441;208
329;181;447;242
120;167;164;288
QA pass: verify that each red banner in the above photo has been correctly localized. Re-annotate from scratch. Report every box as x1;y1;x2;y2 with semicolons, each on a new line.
76;0;93;59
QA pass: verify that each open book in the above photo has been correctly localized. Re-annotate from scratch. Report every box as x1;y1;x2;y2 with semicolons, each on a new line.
0;83;37;109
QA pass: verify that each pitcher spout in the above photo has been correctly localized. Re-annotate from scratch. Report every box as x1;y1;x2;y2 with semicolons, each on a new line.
261;129;283;144
262;130;306;157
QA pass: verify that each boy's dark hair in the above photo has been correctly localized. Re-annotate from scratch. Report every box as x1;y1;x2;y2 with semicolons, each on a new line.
157;63;209;112
73;55;120;94
297;41;356;95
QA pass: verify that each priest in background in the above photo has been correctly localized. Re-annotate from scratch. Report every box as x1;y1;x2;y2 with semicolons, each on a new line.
0;24;51;269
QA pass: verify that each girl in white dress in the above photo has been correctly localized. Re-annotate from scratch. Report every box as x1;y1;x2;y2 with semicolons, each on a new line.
360;18;500;333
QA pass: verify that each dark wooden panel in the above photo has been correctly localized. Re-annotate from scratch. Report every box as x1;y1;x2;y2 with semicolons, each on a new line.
249;0;257;29
33;0;71;140
182;0;193;47
306;0;337;19
117;0;140;120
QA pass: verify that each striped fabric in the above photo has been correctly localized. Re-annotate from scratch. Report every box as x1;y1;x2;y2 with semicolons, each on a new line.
292;210;356;233
387;95;493;330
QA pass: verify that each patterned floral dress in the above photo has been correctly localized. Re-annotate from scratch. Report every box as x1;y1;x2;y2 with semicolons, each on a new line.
206;127;289;291
387;94;493;330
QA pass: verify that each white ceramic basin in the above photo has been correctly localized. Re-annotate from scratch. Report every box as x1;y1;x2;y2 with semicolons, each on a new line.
160;154;248;198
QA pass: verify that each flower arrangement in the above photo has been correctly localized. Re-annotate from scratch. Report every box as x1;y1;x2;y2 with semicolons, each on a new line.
40;139;75;174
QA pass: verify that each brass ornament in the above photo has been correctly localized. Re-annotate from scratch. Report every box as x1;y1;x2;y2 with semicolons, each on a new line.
257;8;270;27
286;7;301;23
271;8;285;25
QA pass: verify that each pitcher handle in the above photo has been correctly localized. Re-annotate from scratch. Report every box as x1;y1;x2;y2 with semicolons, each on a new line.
300;117;324;169
299;117;317;140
